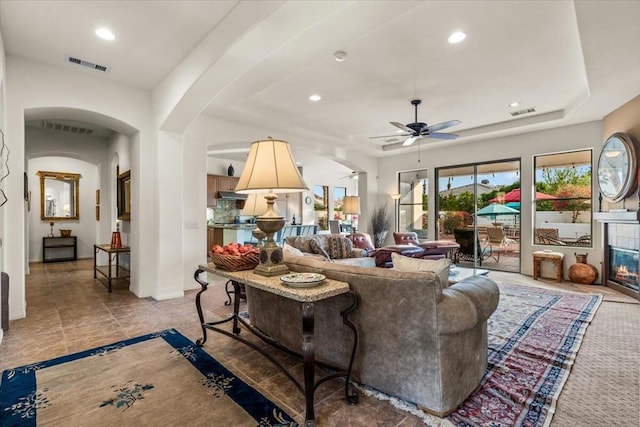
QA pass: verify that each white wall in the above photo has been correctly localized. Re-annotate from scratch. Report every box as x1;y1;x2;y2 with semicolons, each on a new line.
0;28;7;342
4;55;155;319
27;157;98;261
377;121;604;280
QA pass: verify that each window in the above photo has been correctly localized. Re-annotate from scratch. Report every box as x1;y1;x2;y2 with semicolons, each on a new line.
534;150;592;247
333;187;346;220
397;170;428;239
313;185;329;230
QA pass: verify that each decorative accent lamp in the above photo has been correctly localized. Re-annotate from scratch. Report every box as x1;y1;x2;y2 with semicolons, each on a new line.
235;138;308;276
241;193;269;248
343;195;361;233
111;221;122;248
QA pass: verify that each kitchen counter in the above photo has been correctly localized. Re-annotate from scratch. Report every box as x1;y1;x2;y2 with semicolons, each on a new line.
208;224;257;230
208;224;257;247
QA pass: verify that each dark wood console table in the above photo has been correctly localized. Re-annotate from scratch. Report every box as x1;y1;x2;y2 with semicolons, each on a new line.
94;244;130;292
194;264;359;426
43;236;77;263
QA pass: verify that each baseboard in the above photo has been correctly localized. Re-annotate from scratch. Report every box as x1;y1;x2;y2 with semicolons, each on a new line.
153;291;184;301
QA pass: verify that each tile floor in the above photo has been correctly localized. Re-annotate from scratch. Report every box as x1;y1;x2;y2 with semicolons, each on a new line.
0;259;427;426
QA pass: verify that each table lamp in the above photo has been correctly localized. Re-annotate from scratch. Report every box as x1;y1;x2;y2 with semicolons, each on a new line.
343;195;361;233
235;138;308;276
240;193;269;248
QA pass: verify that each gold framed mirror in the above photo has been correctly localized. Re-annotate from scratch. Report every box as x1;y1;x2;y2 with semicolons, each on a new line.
117;170;131;220
37;171;81;220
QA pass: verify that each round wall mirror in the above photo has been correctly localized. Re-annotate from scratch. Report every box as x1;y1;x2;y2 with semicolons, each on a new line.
597;132;638;203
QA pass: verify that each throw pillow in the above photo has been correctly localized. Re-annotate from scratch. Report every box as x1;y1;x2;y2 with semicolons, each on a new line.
284;236;314;253
326;235;354;259
391;253;451;287
283;243;304;257
308;236;331;260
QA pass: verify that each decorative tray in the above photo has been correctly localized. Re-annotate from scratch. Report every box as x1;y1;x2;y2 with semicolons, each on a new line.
280;273;326;288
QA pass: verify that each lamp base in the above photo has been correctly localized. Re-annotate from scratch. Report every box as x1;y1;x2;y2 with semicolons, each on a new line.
254;245;289;277
254;215;289;277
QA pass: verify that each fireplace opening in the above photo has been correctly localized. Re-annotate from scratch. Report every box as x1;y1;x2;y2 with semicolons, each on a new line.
609;246;639;292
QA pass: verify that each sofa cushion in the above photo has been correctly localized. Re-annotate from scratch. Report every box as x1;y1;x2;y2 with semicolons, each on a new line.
326;235;354;259
308;236;331;259
391;253;451;287
283;242;304;257
285;236;315;253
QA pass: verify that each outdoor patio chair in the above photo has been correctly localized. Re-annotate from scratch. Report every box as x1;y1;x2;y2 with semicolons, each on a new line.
486;226;518;252
534;228;563;245
453;228;499;266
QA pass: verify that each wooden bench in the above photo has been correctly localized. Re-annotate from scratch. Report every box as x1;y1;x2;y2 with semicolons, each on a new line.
533;250;564;282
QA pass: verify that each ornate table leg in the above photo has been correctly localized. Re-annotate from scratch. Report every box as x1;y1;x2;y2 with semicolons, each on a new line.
340;290;359;404
107;252;113;292
193;268;209;346
231;280;242;335
302;302;316;427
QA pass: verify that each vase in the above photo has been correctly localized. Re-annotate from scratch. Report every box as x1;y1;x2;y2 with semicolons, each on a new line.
227;164;234;177
568;253;598;285
374;231;388;248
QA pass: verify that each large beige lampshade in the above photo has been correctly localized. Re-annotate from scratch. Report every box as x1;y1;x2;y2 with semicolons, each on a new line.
343;196;361;215
241;193;270;216
235;138;308;194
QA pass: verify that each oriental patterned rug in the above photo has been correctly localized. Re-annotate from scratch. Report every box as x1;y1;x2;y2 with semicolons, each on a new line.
0;329;297;426
358;282;602;427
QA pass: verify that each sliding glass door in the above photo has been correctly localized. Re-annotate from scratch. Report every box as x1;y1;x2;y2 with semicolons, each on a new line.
436;159;521;272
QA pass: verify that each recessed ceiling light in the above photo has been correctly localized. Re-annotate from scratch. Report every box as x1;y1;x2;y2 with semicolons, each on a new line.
95;28;115;41
309;94;322;102
509;102;520;108
448;31;466;44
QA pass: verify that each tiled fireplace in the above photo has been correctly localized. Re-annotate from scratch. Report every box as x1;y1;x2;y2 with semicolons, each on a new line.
599;220;640;298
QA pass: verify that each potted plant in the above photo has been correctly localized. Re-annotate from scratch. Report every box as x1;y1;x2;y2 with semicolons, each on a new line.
371;203;392;248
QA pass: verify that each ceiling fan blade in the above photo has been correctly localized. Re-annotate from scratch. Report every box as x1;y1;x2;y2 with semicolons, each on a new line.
428;132;458;140
402;136;418;146
426;119;461;132
369;133;411;139
390;121;414;133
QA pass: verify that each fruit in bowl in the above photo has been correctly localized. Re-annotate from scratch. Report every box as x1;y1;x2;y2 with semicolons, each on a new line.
211;243;258;257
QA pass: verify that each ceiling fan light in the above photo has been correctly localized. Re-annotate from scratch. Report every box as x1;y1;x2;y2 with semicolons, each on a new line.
448;31;466;44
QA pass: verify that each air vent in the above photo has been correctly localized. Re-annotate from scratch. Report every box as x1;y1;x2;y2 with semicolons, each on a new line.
43;121;95;135
66;55;109;72
510;107;536;117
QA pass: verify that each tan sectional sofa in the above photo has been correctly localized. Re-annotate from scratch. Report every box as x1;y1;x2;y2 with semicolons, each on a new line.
246;254;500;416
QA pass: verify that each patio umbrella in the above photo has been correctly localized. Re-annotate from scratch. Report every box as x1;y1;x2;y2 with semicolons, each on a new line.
505;201;520;210
489;188;556;203
476;203;520;218
476;203;520;227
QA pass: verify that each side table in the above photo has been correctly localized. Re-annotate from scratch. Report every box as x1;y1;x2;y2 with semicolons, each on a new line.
94;244;131;292
194;265;359;426
533;250;564;282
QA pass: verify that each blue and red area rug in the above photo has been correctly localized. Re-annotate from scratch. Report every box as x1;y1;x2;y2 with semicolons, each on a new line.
0;329;297;426
359;282;602;427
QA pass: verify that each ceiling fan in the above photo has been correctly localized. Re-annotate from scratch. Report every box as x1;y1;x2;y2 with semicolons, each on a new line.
339;171;359;180
370;99;461;146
